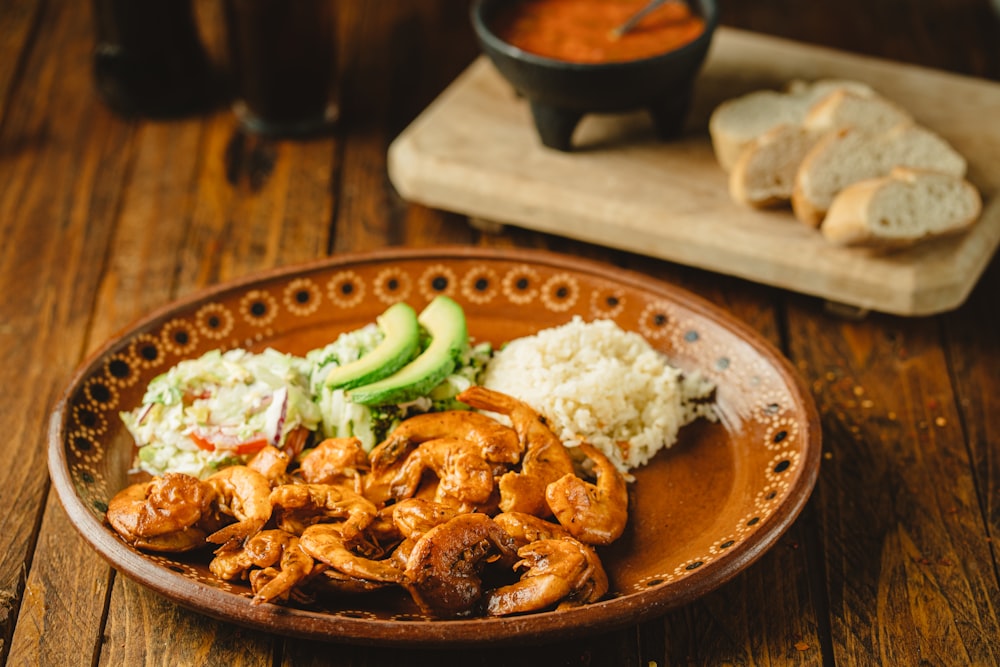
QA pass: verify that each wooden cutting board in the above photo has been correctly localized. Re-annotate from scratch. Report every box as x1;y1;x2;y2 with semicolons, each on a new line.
388;27;1000;316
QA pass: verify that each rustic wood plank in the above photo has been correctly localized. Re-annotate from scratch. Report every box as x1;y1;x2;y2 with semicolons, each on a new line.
89;119;208;337
654;524;824;665
280;628;639;666
786;302;1000;665
334;0;479;254
7;495;112;667
177;114;338;291
0;0;135;662
100;579;272;667
720;0;1000;81
0;0;42;117
942;259;1000;607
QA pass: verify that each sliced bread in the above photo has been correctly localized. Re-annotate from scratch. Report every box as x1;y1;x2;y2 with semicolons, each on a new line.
791;122;967;227
709;79;874;172
729;89;912;207
821;167;982;247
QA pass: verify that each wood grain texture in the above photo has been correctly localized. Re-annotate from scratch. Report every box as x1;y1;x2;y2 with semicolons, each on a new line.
785;299;1000;664
0;0;132;662
2;0;998;664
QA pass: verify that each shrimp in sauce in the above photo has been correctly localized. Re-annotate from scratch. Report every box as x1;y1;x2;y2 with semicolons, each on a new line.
209;529;314;605
545;442;628;545
484;538;594;616
203;465;274;544
369;410;522;470
492;511;608;607
246;445;293;487
298;437;369;494
389;437;495;508
403;513;518;617
106;473;215;552
269;482;377;540
387;498;462;569
298;523;404;584
457;386;575;517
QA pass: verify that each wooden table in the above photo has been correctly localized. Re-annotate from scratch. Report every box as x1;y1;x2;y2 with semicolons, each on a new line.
4;1;999;664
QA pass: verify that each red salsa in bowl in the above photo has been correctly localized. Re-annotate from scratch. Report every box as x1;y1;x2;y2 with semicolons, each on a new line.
492;0;706;64
471;0;717;150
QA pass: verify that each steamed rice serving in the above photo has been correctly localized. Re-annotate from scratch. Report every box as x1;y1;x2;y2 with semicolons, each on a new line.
481;317;715;473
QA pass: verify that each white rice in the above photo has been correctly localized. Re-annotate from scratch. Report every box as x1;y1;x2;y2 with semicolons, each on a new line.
481;317;715;473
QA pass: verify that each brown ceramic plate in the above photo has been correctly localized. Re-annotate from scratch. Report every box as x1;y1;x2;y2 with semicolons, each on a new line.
48;247;820;647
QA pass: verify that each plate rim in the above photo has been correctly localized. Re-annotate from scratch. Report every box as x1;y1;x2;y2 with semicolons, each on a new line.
48;245;822;647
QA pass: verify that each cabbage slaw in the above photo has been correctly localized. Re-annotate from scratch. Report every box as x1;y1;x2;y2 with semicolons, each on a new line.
121;320;491;478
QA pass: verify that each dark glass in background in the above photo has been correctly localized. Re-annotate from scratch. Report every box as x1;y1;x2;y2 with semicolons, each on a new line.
92;0;216;118
222;0;339;137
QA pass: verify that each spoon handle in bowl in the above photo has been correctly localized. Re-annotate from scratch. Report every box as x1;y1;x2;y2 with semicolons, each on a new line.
610;0;675;39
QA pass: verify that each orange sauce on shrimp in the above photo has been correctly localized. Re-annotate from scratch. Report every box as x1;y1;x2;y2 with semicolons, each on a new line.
492;0;705;64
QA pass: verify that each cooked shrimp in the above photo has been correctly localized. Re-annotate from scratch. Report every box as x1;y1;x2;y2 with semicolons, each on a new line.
457;387;575;517
389;437;495;507
492;510;572;545
492;511;609;606
391;498;462;540
249;567;314;605
362;464;399;509
204;466;274;544
403;513;519;617
298;437;369;493
248;536;315;605
246;445;293;486
106;473;215;552
298;523;404;583
209;529;314;605
365;506;405;553
484;538;594;616
545;442;628;545
387;498;463;569
370;410;522;470
269;483;377;540
281;424;312;461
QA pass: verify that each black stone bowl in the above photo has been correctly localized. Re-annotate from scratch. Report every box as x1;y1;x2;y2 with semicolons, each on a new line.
471;0;718;151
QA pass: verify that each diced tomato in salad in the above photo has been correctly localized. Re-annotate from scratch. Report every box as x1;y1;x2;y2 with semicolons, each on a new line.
188;432;270;455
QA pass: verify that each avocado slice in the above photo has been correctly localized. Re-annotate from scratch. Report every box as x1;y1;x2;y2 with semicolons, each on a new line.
348;295;468;406
324;302;420;390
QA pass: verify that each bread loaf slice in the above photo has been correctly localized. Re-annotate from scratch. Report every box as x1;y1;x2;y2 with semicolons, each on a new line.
821;167;981;247
791;123;967;227
729;90;912;207
709;79;874;172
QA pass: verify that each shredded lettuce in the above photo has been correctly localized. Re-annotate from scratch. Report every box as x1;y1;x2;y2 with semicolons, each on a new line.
121;348;320;479
121;314;494;475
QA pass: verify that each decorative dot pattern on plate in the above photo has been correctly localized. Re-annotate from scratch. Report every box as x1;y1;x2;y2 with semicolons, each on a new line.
461;266;500;304
283;278;323;317
373;267;413;304
589;286;626;319
50;251;818;644
326;270;366;308
540;272;580;311
418;264;458;300
501;264;541;304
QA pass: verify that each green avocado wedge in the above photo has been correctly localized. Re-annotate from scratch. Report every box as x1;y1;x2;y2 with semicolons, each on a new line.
324;302;420;390
348;295;469;406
